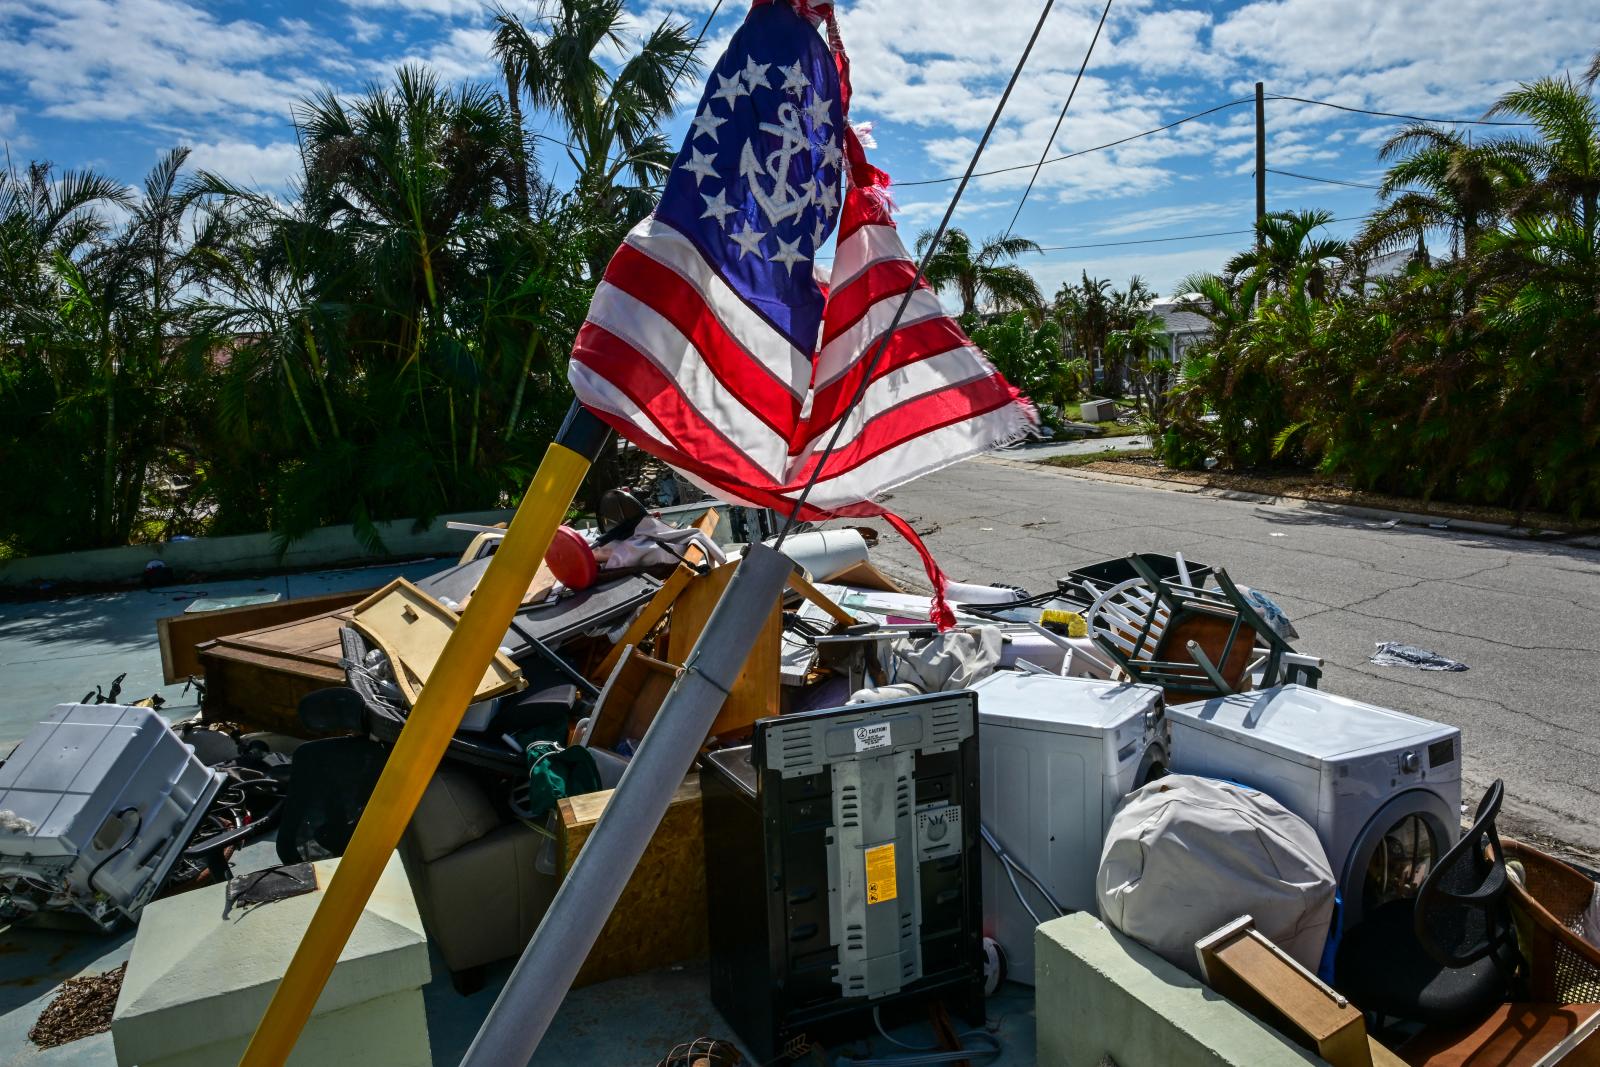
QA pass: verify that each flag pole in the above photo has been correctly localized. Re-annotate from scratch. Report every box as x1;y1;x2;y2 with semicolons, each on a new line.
238;403;609;1067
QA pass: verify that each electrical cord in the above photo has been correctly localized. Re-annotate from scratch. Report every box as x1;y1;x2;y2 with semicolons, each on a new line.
980;823;1069;920
86;807;141;899
834;1007;1001;1066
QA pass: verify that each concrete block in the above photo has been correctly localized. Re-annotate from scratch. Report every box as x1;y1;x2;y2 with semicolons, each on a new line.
113;851;431;1066
1035;913;1321;1067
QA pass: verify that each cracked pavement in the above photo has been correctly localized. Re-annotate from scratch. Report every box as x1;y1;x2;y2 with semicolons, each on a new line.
837;456;1600;860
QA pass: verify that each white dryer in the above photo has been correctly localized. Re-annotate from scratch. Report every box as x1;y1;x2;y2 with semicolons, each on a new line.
969;671;1168;982
1167;685;1462;924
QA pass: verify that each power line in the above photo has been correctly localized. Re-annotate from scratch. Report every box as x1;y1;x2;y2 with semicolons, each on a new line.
1268;94;1535;127
1004;0;1113;236
1030;212;1372;253
1266;167;1390;191
894;97;1257;187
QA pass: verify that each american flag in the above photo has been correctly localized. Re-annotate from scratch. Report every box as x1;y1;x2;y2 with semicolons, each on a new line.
570;0;1036;623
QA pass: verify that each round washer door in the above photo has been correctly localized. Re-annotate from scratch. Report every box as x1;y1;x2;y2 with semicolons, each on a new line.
1339;788;1458;926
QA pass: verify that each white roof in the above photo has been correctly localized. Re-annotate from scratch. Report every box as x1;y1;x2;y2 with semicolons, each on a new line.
970;671;1162;737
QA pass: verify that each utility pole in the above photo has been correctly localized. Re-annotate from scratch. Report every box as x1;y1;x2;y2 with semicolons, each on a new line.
1255;81;1267;235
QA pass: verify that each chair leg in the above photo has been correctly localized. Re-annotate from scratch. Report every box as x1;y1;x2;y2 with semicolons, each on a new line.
451;966;487;996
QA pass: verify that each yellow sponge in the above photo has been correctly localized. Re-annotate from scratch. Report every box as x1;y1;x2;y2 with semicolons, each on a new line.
1040;609;1087;638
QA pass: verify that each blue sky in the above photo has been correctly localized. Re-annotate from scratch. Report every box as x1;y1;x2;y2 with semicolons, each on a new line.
2;0;1595;295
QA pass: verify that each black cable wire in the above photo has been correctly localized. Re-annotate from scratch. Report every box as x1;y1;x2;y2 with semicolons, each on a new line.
774;0;1061;540
1004;0;1113;237
1266;167;1391;191
895;97;1256;187
86;807;141;899
1267;93;1535;127
772;0;1064;545
1027;212;1374;254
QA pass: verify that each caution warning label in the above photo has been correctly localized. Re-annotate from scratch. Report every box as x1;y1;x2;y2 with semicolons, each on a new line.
864;843;897;905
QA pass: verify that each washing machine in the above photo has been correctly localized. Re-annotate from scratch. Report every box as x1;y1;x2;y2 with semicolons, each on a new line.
1167;685;1462;926
969;671;1168;982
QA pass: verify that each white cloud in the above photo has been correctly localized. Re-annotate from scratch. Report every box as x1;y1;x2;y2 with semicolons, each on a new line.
347;15;383;43
186;140;302;191
0;0;342;127
376;25;499;82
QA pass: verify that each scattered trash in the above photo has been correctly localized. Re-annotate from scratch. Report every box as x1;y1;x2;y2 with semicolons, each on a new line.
1269;532;1287;537
28;963;127;1048
1428;521;1451;529
1369;519;1400;529
1370;642;1469;671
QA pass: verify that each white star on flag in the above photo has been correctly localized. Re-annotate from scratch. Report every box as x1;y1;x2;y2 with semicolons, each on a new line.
691;105;727;142
817;181;839;217
681;148;719;186
742;56;772;91
700;189;737;227
821;140;842;171
770;234;807;271
779;60;810;93
729;221;766;259
712;72;748;108
804;94;832;129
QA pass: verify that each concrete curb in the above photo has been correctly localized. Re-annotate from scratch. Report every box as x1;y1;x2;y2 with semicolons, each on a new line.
0;507;516;589
989;456;1600;550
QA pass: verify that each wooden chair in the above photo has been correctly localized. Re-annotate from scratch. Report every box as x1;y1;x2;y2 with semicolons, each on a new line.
1084;556;1311;702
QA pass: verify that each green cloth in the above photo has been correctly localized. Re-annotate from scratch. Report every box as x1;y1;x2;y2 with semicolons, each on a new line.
515;737;601;821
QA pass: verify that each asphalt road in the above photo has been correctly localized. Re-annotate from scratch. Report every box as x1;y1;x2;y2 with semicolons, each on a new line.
845;455;1600;860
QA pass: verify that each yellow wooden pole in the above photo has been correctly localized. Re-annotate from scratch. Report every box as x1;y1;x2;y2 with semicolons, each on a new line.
239;413;603;1067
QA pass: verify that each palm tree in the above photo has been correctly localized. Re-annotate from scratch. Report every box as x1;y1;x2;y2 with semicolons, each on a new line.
912;228;1043;320
1226;209;1348;300
1105;313;1174;429
492;0;700;275
1172;271;1263;346
1357;125;1518;264
1485;76;1600;246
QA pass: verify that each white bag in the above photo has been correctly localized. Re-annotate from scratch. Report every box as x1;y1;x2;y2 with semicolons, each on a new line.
1097;775;1336;977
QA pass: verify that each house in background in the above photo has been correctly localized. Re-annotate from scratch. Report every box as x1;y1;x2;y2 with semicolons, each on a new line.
1150;301;1213;367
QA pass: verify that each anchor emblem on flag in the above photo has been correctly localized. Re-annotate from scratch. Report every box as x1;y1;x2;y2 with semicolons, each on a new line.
738;102;817;226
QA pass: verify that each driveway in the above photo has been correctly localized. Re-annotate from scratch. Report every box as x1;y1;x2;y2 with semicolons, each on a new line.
847;455;1600;860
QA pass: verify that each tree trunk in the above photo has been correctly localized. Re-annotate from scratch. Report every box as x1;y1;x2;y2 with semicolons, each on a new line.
505;59;531;218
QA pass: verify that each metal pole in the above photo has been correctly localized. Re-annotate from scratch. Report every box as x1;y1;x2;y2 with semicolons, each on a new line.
461;543;798;1066
239;403;609;1067
1255;81;1267;230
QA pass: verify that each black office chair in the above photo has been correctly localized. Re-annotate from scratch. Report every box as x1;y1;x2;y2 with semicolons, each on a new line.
1335;780;1522;1027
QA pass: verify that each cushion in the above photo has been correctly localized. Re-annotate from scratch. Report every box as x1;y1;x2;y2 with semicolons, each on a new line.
408;766;502;863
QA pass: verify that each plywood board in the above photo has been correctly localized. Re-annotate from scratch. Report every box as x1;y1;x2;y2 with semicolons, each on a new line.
197;607;353;735
351;578;522;705
558;776;705;987
664;561;780;741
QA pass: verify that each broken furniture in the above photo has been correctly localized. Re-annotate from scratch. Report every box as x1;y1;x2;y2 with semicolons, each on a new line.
157;588;372;684
557;776;706;987
1335;781;1522;1028
1396;1002;1600;1065
111;851;430;1067
1063;552;1214;597
400;764;555;991
0;703;222;929
1168;684;1463;919
350;578;523;706
1196;915;1406;1067
1504;839;1600;1003
700;694;985;1063
1085;556;1314;700
969;671;1168;982
1035;911;1333;1066
197;606;354;734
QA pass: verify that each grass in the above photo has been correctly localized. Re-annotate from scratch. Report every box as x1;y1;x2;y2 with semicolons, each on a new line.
1040;448;1155;469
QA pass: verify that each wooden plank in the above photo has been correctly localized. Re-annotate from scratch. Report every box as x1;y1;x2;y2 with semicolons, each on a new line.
665;561;780;742
787;571;855;626
156;589;372;683
1197;916;1375;1067
558;777;705;988
584;647;681;752
350;578;522;705
591;565;695;683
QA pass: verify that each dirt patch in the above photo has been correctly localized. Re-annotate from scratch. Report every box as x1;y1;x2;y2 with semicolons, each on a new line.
1057;455;1594;536
29;962;126;1049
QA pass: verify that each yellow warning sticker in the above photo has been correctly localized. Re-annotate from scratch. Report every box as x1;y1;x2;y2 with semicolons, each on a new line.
864;843;897;905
